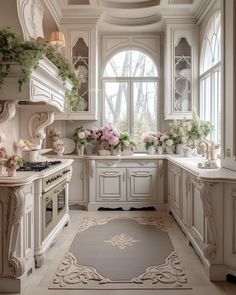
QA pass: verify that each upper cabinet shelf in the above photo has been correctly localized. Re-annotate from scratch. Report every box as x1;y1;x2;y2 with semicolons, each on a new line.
55;24;98;121
0;56;72;113
164;24;199;120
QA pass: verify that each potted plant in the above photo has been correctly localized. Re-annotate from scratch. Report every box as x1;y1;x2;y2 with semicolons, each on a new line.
0;28;81;110
73;126;92;156
143;133;157;154
119;132;135;156
4;154;23;177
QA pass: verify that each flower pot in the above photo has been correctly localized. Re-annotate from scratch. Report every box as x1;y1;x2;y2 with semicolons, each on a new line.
22;150;38;162
165;146;174;154
157;146;163;155
77;145;85;156
121;149;133;156
147;146;156;155
0;164;6;175
7;167;17;177
176;144;186;155
98;149;111;156
111;148;121;156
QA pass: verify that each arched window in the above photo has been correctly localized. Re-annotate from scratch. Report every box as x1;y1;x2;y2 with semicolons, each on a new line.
102;50;159;150
200;12;221;143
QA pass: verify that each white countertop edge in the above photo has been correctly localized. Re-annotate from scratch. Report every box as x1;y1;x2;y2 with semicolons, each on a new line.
46;153;236;183
0;159;73;187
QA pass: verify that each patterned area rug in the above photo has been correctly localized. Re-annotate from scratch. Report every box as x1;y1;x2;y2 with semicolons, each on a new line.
49;216;191;290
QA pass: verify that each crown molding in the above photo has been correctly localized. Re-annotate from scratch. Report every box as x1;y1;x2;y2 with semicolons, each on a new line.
41;0;63;26
195;0;216;23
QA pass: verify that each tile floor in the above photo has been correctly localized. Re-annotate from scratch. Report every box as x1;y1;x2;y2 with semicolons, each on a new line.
15;210;236;295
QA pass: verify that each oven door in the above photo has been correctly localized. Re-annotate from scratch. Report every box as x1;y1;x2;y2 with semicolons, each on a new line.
42;180;67;240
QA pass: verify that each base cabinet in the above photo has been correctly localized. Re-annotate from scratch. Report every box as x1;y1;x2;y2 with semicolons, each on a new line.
88;159;165;210
168;161;224;280
0;183;34;293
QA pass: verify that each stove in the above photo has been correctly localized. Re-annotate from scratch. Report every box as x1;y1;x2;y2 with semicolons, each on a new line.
17;161;62;172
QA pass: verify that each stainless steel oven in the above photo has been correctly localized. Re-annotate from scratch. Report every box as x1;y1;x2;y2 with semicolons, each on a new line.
42;168;69;240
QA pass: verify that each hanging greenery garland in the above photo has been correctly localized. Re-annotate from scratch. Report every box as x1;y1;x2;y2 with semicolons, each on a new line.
0;27;81;110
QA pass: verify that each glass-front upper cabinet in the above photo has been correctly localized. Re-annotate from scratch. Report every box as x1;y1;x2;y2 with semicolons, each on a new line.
55;24;97;120
165;24;198;119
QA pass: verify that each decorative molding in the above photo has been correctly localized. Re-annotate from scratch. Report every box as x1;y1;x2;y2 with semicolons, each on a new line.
89;160;96;178
231;190;236;254
132;251;188;287
0;101;17;123
105;233;139;250
200;182;217;262
6;187;25;278
17;0;45;40
53;251;111;287
28;112;55;149
195;0;215;24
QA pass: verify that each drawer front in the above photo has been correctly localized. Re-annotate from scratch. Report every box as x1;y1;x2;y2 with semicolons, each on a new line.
96;159;157;168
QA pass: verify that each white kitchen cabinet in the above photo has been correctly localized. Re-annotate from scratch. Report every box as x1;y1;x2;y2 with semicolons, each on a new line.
88;158;165;210
165;23;198;119
168;162;182;220
97;168;126;202
69;159;87;207
55;23;97;120
127;168;157;202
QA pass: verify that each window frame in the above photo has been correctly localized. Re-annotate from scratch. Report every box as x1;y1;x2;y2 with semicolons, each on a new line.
199;11;221;143
101;49;159;151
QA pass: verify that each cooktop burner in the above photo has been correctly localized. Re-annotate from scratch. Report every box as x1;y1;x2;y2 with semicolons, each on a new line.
17;161;62;172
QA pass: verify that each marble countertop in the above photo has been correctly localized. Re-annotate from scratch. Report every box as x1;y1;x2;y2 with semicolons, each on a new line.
0;159;73;187
46;152;236;183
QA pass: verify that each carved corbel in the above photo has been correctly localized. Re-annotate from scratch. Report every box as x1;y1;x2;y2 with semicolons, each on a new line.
0;101;17;123
200;182;217;262
28;112;55;149
5;187;25;277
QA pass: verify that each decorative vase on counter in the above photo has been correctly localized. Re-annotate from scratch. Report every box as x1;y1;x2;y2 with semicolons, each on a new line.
147;145;156;155
98;149;111;156
165;146;174;154
111;147;121;156
7;167;17;177
77;145;85;156
157;146;163;155
176;144;186;155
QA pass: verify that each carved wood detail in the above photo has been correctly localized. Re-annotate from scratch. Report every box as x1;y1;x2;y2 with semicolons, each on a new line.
0;101;17;123
28;112;55;148
200;182;217;262
17;0;44;41
5;187;25;278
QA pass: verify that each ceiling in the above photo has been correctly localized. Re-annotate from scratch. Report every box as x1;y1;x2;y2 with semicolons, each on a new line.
49;0;215;31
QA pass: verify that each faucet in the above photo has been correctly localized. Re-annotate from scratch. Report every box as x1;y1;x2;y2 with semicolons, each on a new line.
198;140;210;159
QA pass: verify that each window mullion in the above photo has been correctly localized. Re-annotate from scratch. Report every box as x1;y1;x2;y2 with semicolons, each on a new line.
129;80;133;137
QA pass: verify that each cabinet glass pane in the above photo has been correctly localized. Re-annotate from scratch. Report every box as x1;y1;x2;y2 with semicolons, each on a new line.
104;82;128;131
57;188;66;214
72;38;89;112
132;82;157;150
45;199;53;226
174;38;192;113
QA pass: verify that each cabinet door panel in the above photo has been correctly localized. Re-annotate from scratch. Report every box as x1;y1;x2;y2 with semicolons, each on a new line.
192;186;204;242
127;168;157;201
97;168;126;201
69;160;85;205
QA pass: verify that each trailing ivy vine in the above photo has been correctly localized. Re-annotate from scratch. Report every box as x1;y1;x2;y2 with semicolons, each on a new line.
0;28;81;110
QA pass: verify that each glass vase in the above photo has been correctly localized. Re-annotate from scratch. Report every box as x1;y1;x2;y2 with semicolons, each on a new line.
77;145;85;156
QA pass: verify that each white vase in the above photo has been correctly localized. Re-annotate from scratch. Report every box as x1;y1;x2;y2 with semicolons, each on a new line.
147;146;156;155
176;144;186;155
165;146;174;154
111;148;121;156
77;145;85;156
157;146;163;155
98;149;111;156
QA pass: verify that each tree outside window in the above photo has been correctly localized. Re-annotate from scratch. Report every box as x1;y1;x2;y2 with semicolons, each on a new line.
102;50;159;150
